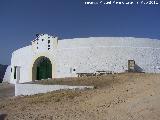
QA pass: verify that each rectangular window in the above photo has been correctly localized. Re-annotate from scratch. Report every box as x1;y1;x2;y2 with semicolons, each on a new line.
14;66;17;79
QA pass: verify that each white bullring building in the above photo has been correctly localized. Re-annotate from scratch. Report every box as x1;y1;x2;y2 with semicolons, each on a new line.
4;34;160;84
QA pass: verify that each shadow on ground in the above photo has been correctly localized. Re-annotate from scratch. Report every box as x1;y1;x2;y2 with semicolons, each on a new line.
0;113;7;120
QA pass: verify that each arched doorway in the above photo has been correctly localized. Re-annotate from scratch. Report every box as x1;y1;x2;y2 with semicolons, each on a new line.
32;56;52;80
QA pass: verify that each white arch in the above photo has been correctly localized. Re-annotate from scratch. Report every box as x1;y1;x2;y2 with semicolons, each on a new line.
28;52;56;81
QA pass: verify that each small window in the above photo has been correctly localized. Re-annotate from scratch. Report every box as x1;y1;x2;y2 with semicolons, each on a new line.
37;47;38;49
48;40;50;43
73;69;76;71
48;48;50;50
48;45;50;47
11;68;12;72
48;37;50;38
42;39;44;41
37;42;38;44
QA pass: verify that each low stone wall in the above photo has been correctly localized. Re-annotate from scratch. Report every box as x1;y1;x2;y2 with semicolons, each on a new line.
15;84;94;96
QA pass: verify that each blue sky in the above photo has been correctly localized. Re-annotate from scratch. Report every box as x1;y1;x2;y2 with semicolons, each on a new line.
0;0;160;65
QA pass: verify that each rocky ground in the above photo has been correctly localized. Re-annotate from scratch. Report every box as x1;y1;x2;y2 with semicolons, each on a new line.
0;73;160;120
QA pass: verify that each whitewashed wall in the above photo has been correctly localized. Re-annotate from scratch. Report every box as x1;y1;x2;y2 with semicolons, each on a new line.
10;34;57;84
55;46;160;78
10;45;33;84
55;37;160;77
3;65;11;83
8;35;160;83
15;84;93;96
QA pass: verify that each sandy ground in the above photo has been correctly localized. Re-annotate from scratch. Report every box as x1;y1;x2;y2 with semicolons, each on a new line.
0;73;160;120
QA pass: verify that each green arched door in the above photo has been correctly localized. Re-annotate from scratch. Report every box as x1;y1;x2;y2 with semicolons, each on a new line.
36;57;52;80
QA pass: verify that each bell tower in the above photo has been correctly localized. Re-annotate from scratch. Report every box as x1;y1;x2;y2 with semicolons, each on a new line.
31;34;58;53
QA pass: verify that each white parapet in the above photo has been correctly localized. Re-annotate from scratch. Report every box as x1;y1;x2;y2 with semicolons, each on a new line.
15;84;94;96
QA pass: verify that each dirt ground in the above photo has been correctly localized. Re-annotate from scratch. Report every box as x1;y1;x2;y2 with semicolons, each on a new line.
0;73;160;120
0;83;15;101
